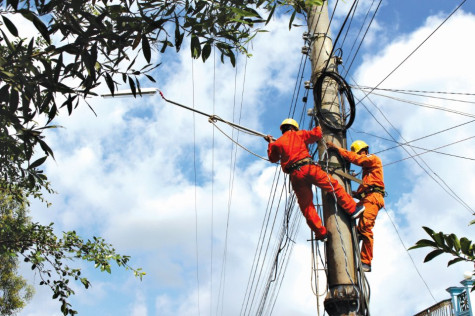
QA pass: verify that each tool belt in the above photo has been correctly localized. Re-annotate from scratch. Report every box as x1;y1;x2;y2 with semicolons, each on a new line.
355;185;386;199
286;158;314;173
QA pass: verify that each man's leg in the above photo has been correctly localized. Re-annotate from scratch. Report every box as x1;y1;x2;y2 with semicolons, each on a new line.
291;171;327;239
301;164;356;214
358;201;379;266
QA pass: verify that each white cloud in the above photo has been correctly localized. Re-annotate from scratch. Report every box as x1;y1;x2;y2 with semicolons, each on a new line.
18;6;475;316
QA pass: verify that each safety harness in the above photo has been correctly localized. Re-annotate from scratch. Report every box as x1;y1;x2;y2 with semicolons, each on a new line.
286;157;314;174
354;185;386;199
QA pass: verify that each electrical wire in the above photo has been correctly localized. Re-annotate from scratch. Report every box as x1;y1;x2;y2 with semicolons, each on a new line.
343;0;382;77
383;207;437;303
363;91;475;119
351;82;475;215
368;119;475;154
191;57;201;316
354;85;475;105
355;0;468;104
384;136;475;166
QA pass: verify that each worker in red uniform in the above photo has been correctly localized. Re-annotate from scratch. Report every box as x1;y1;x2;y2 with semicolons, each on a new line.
326;140;385;272
264;118;364;241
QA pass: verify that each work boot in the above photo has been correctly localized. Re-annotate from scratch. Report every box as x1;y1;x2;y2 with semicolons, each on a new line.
362;263;371;272
351;205;365;219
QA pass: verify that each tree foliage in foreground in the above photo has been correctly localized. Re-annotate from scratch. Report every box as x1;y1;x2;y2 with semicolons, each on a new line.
0;0;322;314
0;191;145;315
409;222;475;292
0;0;322;199
0;193;34;315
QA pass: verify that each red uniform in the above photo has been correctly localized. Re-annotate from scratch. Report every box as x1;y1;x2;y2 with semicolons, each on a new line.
337;148;385;266
267;126;357;239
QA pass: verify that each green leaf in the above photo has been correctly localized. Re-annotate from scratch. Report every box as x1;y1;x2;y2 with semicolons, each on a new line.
191;35;201;59
424;249;445;262
142;35;151;63
202;42;212;62
29;156;47;169
19;10;51;44
408;239;437;250
460;237;472;256
2;16;19;37
145;74;156;83
432;232;445;247
105;73;115;96
128;76;136;97
231;7;260;17
450;234;461;252
447;257;465;266
289;10;297;30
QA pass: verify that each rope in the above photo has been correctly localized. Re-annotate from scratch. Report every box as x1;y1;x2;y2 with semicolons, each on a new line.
208;117;271;162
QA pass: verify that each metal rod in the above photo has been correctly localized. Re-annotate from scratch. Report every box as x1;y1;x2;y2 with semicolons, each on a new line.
158;91;272;139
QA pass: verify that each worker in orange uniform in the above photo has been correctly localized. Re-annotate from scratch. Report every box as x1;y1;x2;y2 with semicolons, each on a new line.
326;140;385;272
264;119;365;241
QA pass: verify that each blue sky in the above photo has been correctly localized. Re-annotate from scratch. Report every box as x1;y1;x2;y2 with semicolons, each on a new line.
9;1;475;315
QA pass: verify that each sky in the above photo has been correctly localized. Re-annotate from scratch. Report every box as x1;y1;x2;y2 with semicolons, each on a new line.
8;0;475;315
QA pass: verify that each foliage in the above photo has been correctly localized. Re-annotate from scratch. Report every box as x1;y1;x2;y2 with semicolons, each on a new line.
0;0;322;314
409;223;475;291
0;191;145;315
0;0;322;200
0;193;34;315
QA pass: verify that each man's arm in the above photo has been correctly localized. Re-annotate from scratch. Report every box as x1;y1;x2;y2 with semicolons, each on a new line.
326;141;373;167
265;135;280;163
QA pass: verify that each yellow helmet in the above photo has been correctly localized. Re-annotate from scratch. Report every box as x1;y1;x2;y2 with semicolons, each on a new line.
351;140;369;153
280;118;299;131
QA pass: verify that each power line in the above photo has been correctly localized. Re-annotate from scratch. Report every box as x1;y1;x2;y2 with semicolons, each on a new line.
384;136;475;166
353;85;475;97
343;0;383;77
191;58;201;316
348;76;475;214
356;0;467;104
383;208;438;303
363;91;475;119
354;85;475;105
356;119;475;154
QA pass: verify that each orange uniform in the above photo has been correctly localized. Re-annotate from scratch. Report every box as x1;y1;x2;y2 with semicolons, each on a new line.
268;126;357;239
337;148;385;266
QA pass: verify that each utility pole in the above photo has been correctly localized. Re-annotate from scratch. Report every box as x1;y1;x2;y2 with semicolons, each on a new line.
306;1;362;315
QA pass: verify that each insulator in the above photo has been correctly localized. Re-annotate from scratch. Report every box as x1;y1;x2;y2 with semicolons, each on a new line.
302;32;309;41
304;81;312;89
301;46;310;55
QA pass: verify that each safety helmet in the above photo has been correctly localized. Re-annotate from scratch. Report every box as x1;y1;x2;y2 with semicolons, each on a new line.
280;118;299;131
351;140;369;153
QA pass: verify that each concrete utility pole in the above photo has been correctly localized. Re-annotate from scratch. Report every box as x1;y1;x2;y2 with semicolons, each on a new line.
306;2;362;315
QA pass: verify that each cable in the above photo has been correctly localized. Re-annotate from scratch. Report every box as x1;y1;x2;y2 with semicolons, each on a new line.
346;71;475;215
384;136;475;166
352;128;475;162
383;207;437;303
313;71;356;131
356;0;467;104
191;57;201;316
354;85;475;105
367;119;475;154
353;85;475;97
343;0;382;77
364;91;475;119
